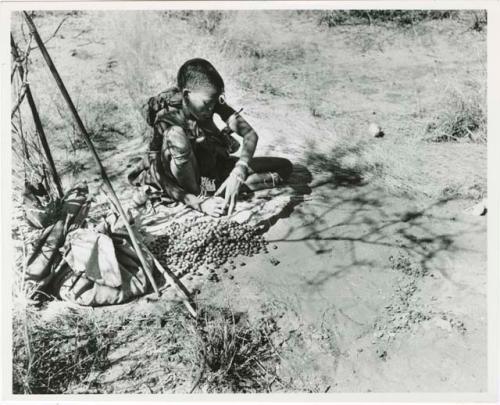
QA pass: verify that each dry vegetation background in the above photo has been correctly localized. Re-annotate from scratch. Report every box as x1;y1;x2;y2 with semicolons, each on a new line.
11;10;487;394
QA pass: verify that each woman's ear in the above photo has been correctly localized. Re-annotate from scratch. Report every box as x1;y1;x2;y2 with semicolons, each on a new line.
182;89;190;99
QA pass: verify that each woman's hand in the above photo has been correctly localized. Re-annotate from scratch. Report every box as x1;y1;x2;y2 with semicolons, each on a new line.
199;196;226;217
215;164;247;215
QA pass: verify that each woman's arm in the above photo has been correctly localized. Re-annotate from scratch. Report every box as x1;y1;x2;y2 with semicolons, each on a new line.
157;124;225;217
214;108;260;214
157;167;200;210
215;102;258;166
227;112;258;166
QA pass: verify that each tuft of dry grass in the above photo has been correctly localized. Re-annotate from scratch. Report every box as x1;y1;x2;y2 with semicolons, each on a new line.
12;303;116;394
12;298;284;394
184;306;281;393
425;86;486;143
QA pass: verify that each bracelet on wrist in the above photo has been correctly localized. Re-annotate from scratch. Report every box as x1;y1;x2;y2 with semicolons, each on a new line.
230;170;245;184
235;161;249;178
235;160;249;170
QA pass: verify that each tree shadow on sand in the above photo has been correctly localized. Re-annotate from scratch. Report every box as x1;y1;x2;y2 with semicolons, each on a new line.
265;140;485;289
254;138;376;231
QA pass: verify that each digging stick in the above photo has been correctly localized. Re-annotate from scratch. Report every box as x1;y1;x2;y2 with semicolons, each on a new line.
11;33;64;198
22;12;160;298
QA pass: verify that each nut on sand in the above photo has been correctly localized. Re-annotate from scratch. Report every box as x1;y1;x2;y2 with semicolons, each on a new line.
368;122;384;138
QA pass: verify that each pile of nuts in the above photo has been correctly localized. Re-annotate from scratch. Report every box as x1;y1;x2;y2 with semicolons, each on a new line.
148;218;269;278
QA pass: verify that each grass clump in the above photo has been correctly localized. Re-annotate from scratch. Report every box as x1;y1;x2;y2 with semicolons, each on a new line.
469;11;487;32
12;299;283;394
12;304;116;394
186;306;280;393
426;87;486;143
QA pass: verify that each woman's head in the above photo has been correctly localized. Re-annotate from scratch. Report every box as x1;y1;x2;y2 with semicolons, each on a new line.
177;58;225;120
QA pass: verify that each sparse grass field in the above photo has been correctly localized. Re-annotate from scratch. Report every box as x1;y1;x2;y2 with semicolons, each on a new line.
10;10;487;394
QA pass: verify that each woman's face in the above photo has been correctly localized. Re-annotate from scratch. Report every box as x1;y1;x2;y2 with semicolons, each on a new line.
184;87;220;121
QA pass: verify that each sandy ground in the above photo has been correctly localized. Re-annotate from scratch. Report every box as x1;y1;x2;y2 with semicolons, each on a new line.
201;183;487;392
11;11;487;393
88;140;486;392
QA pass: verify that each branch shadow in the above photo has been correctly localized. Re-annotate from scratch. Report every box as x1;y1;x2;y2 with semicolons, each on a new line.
269;190;483;290
262;140;484;291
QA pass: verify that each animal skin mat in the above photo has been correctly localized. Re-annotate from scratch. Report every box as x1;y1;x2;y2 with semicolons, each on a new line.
131;165;312;239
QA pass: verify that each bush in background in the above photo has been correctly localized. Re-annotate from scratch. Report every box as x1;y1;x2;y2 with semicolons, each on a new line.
317;10;460;27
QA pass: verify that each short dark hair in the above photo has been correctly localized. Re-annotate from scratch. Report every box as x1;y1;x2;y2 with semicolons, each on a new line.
177;58;224;94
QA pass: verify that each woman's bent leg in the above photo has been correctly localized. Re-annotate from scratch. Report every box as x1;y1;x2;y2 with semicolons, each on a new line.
164;127;201;195
245;157;293;191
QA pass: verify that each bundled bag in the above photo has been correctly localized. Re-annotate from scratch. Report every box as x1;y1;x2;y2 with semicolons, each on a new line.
25;183;157;306
26;183;90;286
56;228;155;306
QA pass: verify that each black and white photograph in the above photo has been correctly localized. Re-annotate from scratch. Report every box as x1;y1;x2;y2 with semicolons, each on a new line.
4;2;496;398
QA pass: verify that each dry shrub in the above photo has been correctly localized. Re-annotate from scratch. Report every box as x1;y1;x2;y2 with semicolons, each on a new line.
469;11;487;32
317;10;459;27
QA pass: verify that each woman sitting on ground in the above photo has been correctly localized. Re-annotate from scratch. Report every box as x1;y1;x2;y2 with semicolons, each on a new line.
128;58;293;217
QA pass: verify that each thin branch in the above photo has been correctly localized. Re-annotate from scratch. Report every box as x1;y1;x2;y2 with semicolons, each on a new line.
15;102;31;164
11;63;18;82
11;32;64;198
23;33;33;60
11;85;27;118
11;34;32;118
20;18;29;44
29;16;68;50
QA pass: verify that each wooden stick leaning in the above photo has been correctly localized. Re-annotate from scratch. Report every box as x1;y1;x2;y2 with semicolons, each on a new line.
22;12;160;298
105;197;198;318
142;245;198;318
11;33;64;198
